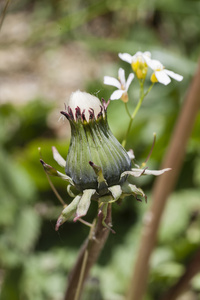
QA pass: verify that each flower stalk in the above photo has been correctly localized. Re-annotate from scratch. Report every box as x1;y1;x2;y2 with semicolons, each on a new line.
122;81;154;148
64;204;112;300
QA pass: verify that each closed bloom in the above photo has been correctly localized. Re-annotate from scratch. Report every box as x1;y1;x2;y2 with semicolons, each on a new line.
146;58;183;85
40;91;171;231
119;51;151;79
104;68;134;102
63;91;131;191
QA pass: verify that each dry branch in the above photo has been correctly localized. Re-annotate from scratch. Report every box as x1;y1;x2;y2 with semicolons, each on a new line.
127;60;200;300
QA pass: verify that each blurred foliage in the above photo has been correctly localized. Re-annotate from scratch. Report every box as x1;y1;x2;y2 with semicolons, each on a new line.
0;0;200;299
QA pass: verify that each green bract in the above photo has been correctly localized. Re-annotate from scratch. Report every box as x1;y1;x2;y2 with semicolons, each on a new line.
40;91;171;231
62;91;131;192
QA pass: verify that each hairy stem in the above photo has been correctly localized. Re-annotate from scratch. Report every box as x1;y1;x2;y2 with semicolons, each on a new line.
127;60;200;300
64;204;112;300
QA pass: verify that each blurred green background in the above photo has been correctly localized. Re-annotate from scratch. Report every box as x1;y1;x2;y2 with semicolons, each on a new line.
0;0;200;299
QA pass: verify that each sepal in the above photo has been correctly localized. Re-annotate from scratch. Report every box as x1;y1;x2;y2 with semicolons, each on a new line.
121;167;171;178
121;181;147;202
40;159;74;185
55;195;81;231
89;161;108;192
108;185;122;201
74;189;96;222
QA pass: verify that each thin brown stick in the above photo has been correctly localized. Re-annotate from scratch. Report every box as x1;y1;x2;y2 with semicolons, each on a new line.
127;60;200;300
0;0;11;31
64;204;112;300
161;246;200;300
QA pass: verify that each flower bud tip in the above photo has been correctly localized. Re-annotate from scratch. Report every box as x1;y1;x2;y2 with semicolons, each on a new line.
60;111;70;120
66;90;104;122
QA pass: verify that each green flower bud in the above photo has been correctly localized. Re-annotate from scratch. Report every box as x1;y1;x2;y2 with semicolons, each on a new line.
61;91;131;193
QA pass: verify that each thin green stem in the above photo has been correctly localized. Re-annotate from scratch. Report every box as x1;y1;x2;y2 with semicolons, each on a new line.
141;132;156;167
124;102;132;119
78;218;93;227
46;172;66;206
122;82;154;148
38;147;66;206
144;82;154;97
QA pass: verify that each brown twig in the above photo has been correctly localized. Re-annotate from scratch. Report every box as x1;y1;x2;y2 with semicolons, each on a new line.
127;60;200;300
161;246;200;300
64;204;112;300
0;0;11;31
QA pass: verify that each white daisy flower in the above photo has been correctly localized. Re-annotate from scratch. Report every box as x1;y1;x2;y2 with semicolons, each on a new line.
146;58;183;85
104;68;134;102
119;51;151;79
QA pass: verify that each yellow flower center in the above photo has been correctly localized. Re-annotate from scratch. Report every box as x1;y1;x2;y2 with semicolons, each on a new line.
121;91;128;103
120;82;125;90
150;72;158;83
131;58;148;79
150;66;163;83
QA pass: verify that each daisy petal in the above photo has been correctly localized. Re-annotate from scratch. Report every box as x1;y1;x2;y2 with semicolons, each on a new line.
143;51;151;58
146;58;163;70
104;76;121;89
132;51;142;61
118;68;126;86
110;89;124;100
126;73;134;90
165;70;183;82
118;53;133;64
155;70;171;85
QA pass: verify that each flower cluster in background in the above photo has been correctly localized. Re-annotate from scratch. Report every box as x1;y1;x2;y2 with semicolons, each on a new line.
104;51;183;148
104;51;183;102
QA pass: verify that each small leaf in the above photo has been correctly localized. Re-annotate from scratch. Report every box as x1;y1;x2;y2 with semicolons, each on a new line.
108;185;122;201
121;182;147;201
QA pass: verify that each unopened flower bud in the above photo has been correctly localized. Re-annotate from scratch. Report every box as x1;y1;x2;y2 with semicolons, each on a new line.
61;91;131;193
